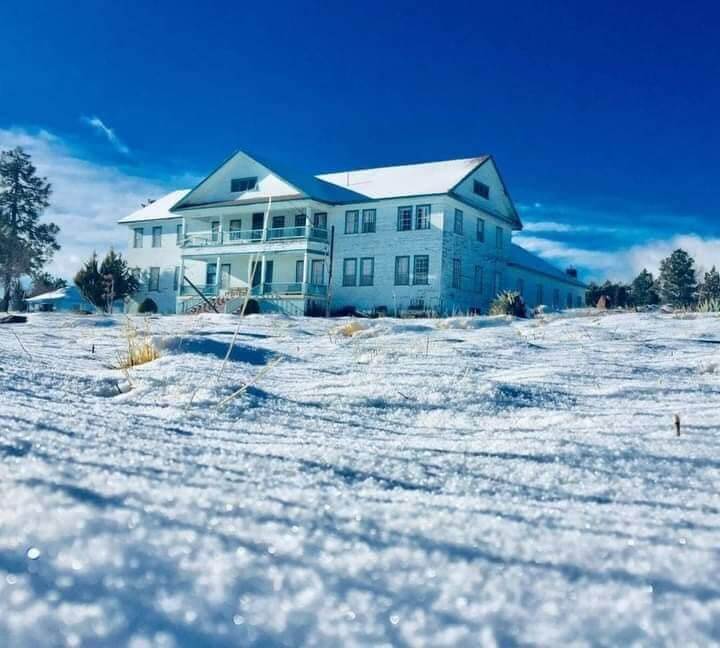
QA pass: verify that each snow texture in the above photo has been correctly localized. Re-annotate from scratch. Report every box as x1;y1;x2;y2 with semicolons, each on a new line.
1;311;720;646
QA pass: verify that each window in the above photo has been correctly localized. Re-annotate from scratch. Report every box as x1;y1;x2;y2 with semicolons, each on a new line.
495;225;504;249
133;228;143;248
536;284;544;305
452;258;462;289
295;213;306;227
576;295;582;308
361;209;376;233
272;215;285;229
149;267;160;291
567;292;573;309
359;257;374;286
453;209;463;235
230;177;257;192
314;212;327;229
474;265;483;292
494;272;502;296
229;219;242;240
476;218;485;242
415;204;431;230
211;221;220;242
345;210;359;234
473;179;490;199
206;263;217;286
397;206;412;231
295;260;304;283
413;255;429;285
516;278;524;297
152;226;162;248
553;288;560;309
176;223;183;246
395;256;410;285
342;258;357;286
173;266;180;291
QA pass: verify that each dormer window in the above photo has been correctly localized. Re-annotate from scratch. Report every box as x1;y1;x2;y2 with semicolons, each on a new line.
473;180;490;199
230;177;257;192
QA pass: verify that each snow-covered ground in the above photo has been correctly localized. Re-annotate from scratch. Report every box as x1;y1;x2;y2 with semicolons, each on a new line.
1;310;719;646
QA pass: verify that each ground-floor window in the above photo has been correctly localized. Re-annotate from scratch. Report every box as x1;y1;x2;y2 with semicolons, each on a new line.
311;260;325;285
342;258;357;286
494;272;502;297
173;266;180;291
413;255;429;285
567;292;573;308
359;257;374;286
516;278;524;297
536;284;543;305
395;256;410;285
452;258;461;289
474;266;483;292
149;267;160;291
553;288;560;309
295;260;304;283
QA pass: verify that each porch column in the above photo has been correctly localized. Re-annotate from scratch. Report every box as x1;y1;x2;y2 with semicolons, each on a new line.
260;254;267;292
305;205;312;231
178;256;185;295
302;251;309;287
215;256;221;292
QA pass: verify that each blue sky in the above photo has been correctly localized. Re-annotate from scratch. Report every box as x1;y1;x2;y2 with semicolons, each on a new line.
2;0;719;280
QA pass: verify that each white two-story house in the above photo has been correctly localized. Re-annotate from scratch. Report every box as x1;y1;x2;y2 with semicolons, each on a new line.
119;151;586;316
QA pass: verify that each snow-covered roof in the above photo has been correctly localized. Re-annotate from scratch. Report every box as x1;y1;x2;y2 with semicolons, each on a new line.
509;244;586;287
25;287;69;303
316;156;489;199
117;189;190;224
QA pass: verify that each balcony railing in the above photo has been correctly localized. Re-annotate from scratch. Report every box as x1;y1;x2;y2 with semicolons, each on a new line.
179;282;327;298
183;226;328;248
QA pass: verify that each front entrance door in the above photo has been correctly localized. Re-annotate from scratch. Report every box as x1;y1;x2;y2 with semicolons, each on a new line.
220;263;231;289
263;260;274;293
311;259;324;285
251;261;261;288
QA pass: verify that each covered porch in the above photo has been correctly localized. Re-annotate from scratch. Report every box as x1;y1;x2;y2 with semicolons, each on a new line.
178;249;329;314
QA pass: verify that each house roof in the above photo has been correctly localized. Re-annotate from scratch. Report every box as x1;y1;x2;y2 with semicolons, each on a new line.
509;244;586;287
316;156;490;200
118;189;190;224
25;286;87;303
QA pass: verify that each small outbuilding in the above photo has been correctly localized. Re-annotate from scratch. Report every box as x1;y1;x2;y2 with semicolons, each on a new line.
25;286;95;313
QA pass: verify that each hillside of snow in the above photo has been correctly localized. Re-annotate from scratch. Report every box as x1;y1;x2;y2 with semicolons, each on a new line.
1;311;719;646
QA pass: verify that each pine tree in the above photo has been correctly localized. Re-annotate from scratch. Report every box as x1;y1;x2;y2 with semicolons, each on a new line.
0;147;59;311
99;249;139;312
74;252;104;310
29;271;67;297
630;269;659;306
658;249;696;307
75;249;139;313
698;266;720;303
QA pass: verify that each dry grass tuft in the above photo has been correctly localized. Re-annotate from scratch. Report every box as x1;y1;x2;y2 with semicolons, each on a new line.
117;318;160;368
334;320;368;337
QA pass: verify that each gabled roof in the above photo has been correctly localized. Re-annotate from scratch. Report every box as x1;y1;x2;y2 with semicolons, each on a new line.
118;189;190;224
509;244;586;287
316;156;490;200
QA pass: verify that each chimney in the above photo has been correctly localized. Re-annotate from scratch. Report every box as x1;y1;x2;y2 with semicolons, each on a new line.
565;266;578;278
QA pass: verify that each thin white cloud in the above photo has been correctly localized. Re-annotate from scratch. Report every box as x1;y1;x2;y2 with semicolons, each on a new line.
516;233;720;282
521;220;620;234
0;127;183;279
82;115;130;155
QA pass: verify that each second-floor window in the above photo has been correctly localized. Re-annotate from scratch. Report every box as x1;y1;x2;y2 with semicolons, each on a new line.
176;223;183;245
413;255;429;285
361;209;376;233
395;256;410;285
495;225;504;249
152;226;162;248
211;221;220;242
148;267;160;291
229;219;242;240
314;212;327;229
345;210;359;234
359;257;374;286
133;228;143;248
477;218;485;242
415;205;431;230
272;215;285;229
342;258;357;286
397;206;412;231
454;209;463;235
452;258;462;289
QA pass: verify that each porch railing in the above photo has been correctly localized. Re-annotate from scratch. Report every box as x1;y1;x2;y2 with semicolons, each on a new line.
183;226;328;248
179;282;327;299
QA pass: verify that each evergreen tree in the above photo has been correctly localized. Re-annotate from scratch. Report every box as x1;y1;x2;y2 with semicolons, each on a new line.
99;249;139;312
698;266;720;303
630;269;659;306
29;271;67;297
75;249;139;313
9;280;27;312
658;249;697;307
0;147;59;311
74;252;104;310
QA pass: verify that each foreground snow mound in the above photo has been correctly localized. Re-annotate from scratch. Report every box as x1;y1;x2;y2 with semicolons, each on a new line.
1;311;720;646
